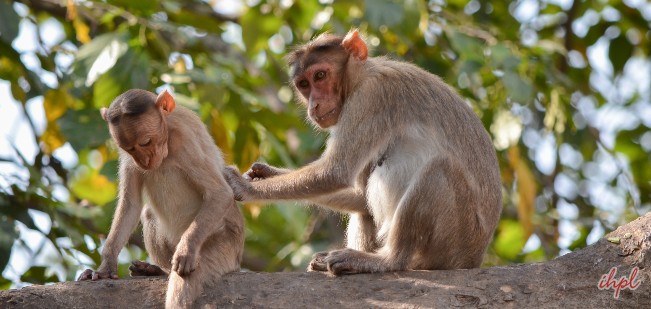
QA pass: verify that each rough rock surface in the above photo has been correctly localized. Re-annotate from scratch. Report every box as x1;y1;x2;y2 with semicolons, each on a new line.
2;213;650;308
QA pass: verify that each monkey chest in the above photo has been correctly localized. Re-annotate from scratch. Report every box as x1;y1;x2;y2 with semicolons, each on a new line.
141;167;202;237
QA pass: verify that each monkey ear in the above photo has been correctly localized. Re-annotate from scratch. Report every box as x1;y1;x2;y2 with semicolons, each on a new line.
155;89;176;116
100;107;108;121
342;30;368;61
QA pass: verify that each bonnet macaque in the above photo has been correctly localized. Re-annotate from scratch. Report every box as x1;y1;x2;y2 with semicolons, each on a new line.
78;89;244;308
224;30;502;276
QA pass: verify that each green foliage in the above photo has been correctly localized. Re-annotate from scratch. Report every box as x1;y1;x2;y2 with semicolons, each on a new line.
0;0;649;287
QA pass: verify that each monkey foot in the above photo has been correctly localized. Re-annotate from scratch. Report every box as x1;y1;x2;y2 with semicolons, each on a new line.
129;260;167;277
308;249;378;276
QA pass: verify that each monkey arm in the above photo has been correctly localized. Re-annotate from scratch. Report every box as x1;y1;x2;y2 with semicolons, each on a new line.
91;164;144;280
244;162;292;181
241;162;368;213
231;136;386;202
308;187;368;214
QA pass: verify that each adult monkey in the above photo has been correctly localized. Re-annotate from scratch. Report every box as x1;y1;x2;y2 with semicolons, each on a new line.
78;89;244;308
224;30;502;275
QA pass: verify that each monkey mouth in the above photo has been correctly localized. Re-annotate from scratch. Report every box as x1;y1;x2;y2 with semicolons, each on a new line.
315;108;338;121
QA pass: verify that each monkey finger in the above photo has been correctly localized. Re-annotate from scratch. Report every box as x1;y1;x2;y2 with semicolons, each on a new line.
311;251;329;260
307;251;330;272
307;260;328;272
251;163;278;178
243;169;260;181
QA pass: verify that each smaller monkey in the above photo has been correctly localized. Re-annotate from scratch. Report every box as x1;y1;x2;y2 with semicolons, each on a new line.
78;89;244;309
224;30;502;276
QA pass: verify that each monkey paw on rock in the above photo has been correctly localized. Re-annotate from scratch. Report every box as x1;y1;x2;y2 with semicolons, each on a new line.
129;260;167;277
77;264;119;281
308;249;373;276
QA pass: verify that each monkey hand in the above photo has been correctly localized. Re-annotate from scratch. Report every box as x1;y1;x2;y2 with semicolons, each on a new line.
77;261;119;281
171;243;198;276
244;162;286;181
223;165;256;201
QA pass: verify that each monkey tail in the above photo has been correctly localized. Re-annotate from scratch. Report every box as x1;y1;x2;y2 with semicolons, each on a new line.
165;271;202;309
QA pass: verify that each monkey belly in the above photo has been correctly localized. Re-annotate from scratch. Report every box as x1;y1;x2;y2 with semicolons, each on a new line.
365;136;435;243
142;166;203;244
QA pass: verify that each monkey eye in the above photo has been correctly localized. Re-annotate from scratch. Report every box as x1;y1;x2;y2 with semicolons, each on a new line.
297;80;309;88
139;139;151;147
314;71;326;81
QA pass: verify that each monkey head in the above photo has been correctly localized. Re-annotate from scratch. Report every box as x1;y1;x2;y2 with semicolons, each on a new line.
287;30;368;129
100;89;176;170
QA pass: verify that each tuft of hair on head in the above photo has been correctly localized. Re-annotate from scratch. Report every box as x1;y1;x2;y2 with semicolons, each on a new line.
104;89;156;124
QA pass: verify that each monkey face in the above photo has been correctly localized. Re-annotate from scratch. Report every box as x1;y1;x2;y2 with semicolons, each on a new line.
110;111;169;171
102;89;176;171
293;63;343;129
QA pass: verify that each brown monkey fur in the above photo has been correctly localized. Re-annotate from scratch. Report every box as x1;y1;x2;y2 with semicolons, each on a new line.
223;30;502;275
78;89;244;308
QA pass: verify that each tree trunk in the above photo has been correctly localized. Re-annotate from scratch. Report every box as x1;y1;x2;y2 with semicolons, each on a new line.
2;213;650;308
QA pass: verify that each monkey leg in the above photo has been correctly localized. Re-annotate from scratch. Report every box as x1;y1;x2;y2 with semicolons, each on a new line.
140;206;175;273
308;214;388;275
383;155;489;270
165;231;242;309
345;212;378;252
313;156;486;276
309;210;377;273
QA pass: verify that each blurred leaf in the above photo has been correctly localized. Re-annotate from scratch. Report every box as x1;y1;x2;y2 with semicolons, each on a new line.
240;7;283;56
93;48;151;108
43;89;73;121
73;32;129;86
0;1;20;44
0;217;18;272
568;225;590;251
107;0;157;14
40;121;66;154
448;30;484;61
233;124;260;169
2;186;39;231
609;34;633;74
100;159;119;182
0;276;10;289
73;17;91;44
365;0;404;28
490;44;520;70
502;71;533;103
58;109;111;151
494;219;526;260
70;170;117;206
210;109;232;163
20;266;58;284
167;8;224;34
9;80;26;103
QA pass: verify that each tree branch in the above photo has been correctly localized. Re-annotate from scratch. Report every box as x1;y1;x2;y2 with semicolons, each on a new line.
2;212;650;308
